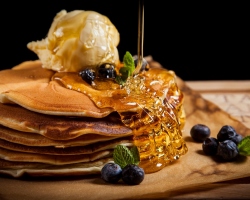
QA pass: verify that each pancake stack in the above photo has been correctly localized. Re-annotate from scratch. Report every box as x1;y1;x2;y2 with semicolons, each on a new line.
0;59;188;177
0;10;188;178
0;61;136;177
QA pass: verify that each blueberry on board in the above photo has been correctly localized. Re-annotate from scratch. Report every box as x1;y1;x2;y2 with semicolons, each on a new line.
202;137;219;155
190;124;211;142
217;140;239;160
122;164;145;185
233;134;243;145
101;163;122;184
217;125;243;145
79;69;95;84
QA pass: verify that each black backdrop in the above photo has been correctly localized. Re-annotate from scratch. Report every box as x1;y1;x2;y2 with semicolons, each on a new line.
2;1;249;81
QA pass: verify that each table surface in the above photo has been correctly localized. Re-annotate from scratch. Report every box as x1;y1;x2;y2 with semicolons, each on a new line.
172;80;250;200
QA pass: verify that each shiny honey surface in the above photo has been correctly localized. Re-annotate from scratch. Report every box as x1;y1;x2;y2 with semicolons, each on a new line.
53;67;188;173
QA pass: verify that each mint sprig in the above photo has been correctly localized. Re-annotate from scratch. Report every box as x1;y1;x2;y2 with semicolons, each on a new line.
115;51;135;85
113;145;140;168
130;146;140;165
238;136;250;156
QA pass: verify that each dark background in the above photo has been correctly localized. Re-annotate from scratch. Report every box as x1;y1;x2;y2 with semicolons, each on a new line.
2;1;249;81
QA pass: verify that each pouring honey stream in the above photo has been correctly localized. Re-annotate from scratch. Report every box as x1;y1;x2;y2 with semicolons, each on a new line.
130;0;188;173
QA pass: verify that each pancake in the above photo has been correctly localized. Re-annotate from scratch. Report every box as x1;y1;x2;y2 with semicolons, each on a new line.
0;158;112;177
0;147;112;165
0;125;123;147
0;60;183;117
0;61;113;117
0;61;138;117
0;60;53;98
0;103;132;140
0;137;133;155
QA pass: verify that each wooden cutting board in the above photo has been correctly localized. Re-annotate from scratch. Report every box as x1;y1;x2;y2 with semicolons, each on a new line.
0;79;249;200
186;80;250;129
174;80;250;200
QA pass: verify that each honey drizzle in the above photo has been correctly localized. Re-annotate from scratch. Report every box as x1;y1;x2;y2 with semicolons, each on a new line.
53;68;188;174
122;73;187;173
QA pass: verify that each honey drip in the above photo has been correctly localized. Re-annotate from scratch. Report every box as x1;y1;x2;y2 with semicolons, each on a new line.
122;73;187;173
53;68;188;173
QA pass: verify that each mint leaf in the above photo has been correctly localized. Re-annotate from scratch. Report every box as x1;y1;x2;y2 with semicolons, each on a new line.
115;76;126;86
238;136;250;156
113;145;140;168
119;67;130;81
123;51;135;76
130;146;140;165
113;145;134;168
115;51;135;85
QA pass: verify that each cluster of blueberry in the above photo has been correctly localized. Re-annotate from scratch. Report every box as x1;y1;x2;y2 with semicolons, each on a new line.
101;163;144;185
190;124;243;160
79;63;116;84
79;57;149;85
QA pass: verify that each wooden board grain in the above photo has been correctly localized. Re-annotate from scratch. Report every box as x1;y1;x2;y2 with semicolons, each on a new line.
181;80;250;200
186;81;250;129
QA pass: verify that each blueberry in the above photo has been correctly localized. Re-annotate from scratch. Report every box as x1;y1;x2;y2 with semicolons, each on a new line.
122;164;144;185
101;163;122;184
133;56;149;72
190;124;211;142
217;140;239;160
79;69;95;84
202;137;219;155
98;63;116;79
217;125;243;145
233;134;243;145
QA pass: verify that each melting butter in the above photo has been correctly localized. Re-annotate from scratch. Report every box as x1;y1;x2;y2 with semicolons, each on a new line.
27;10;120;72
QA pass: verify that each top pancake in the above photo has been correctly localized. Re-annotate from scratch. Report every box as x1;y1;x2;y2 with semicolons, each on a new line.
0;61;140;117
0;60;181;119
0;61;114;117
